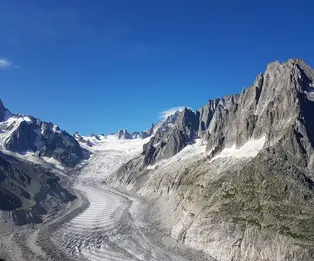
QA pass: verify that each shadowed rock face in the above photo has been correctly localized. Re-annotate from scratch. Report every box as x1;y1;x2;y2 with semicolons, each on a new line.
0;153;76;225
0;101;6;122
0;100;10;122
5;120;38;153
142;110;190;165
37;122;84;167
143;108;200;165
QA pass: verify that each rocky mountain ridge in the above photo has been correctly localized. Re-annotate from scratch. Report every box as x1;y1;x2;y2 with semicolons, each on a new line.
0;102;85;167
141;59;314;171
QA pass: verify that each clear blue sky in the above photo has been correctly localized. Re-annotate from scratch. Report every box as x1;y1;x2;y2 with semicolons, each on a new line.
0;0;313;135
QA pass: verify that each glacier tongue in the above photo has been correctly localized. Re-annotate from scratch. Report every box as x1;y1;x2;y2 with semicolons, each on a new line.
51;134;211;261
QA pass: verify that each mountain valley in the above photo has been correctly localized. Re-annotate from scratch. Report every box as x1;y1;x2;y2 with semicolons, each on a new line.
1;58;314;261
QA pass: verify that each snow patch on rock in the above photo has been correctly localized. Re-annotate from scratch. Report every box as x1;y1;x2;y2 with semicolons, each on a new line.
41;156;65;170
52;124;61;133
23;116;32;123
147;139;207;171
212;136;266;160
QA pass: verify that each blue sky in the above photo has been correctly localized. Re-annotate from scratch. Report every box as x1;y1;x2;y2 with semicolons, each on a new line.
0;0;313;135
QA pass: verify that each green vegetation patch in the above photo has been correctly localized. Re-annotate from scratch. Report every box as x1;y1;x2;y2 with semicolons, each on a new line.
232;216;261;227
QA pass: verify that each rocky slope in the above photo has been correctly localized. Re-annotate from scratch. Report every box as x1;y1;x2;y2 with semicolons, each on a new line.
0;152;76;226
0;101;82;227
108;59;314;261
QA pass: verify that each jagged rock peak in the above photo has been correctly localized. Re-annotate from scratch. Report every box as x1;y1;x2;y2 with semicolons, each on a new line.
73;131;83;140
90;133;101;140
164;110;181;122
116;128;132;139
115;126;154;140
266;58;308;70
0;99;5;110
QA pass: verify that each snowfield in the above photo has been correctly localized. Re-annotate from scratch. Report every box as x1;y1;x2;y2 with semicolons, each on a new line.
77;134;150;155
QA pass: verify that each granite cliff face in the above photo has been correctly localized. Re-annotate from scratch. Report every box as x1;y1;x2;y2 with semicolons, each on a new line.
110;59;314;261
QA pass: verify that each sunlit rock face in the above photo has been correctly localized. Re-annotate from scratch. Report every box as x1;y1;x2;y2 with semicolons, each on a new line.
142;59;314;170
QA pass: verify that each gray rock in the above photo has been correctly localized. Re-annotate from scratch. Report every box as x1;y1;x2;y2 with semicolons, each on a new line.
37;122;84;167
142;110;192;165
116;128;133;139
115;125;155;140
5;120;38;152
